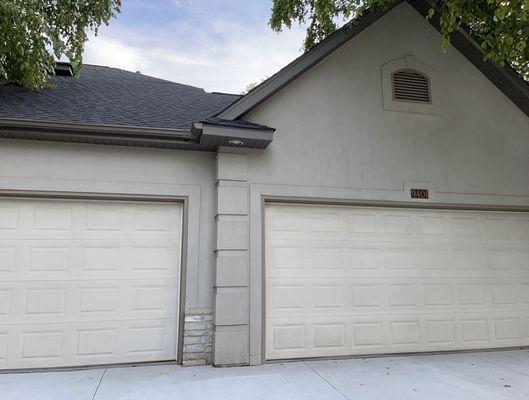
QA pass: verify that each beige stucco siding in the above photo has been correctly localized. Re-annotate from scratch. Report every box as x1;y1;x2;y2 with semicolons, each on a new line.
0;139;216;310
245;2;529;197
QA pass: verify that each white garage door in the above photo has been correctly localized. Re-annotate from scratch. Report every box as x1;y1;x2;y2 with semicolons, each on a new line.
265;203;529;360
0;198;182;370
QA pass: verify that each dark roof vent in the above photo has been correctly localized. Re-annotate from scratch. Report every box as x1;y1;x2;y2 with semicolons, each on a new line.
392;69;431;103
54;62;74;77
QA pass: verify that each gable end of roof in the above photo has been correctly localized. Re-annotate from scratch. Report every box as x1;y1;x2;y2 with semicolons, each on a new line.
219;0;529;121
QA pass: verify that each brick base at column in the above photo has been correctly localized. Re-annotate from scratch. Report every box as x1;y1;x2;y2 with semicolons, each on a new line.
182;309;213;366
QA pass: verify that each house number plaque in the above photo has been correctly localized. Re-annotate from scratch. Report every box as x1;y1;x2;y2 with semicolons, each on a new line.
411;188;429;199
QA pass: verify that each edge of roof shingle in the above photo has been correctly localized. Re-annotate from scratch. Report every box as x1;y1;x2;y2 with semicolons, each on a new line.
0;64;241;132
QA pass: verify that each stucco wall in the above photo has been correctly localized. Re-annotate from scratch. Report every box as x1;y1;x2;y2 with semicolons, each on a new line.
0;139;216;310
245;2;529;197
236;2;529;365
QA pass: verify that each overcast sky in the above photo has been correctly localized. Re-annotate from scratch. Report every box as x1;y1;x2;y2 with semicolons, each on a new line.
83;0;307;94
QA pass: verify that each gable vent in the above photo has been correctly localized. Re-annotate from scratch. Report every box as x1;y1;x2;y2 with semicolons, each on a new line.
391;69;431;103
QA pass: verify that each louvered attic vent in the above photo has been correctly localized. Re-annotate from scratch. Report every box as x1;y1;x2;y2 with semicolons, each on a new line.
391;69;431;103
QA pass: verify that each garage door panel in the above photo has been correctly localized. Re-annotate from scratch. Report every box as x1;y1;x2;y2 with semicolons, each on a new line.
265;204;529;360
0;317;177;369
0;243;180;279
0;198;182;370
1;277;178;320
0;201;181;237
267;317;529;360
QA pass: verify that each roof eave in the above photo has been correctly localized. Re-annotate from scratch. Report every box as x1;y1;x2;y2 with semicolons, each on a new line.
0;117;202;150
0;118;195;139
0;117;273;151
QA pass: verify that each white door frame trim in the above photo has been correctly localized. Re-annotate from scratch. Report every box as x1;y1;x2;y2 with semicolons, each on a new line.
0;189;190;365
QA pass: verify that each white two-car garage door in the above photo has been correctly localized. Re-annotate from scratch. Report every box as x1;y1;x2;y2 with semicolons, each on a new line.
265;203;529;360
0;198;182;370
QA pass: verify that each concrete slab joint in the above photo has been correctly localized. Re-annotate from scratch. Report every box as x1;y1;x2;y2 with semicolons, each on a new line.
214;151;250;366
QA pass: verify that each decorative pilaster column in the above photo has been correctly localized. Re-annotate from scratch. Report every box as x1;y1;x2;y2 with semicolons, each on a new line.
213;152;250;365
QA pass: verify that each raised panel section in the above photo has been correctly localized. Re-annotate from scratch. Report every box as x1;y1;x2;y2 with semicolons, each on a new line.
86;208;121;231
424;285;452;306
385;248;414;269
384;215;412;234
129;326;165;353
33;208;71;230
272;286;304;309
131;285;172;312
80;287;118;313
22;332;63;359
349;247;378;269
452;217;479;236
26;289;66;315
30;248;69;272
272;325;305;351
390;322;420;345
0;207;17;230
269;211;302;232
426;320;455;344
419;248;448;270
314;324;345;348
134;210;169;232
0;290;11;315
84;247;120;271
0;333;7;360
347;214;376;233
388;285;418;307
488;249;518;270
310;213;340;232
491;285;516;305
352;285;382;308
494;319;520;340
313;286;343;308
453;249;482;271
353;323;384;346
458;285;485;305
132;247;170;271
269;246;304;270
418;216;446;235
312;247;341;270
77;329;115;356
461;320;489;342
0;247;15;271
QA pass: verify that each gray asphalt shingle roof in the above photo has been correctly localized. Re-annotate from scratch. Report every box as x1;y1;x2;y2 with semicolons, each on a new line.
0;65;240;130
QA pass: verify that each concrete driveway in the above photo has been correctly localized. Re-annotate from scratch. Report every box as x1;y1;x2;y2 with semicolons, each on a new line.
1;349;528;400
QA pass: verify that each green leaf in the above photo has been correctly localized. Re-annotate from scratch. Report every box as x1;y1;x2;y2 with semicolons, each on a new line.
0;0;121;90
269;0;529;81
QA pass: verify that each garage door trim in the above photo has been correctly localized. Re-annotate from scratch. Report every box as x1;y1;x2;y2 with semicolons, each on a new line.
263;196;529;213
261;195;529;362
0;188;189;366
